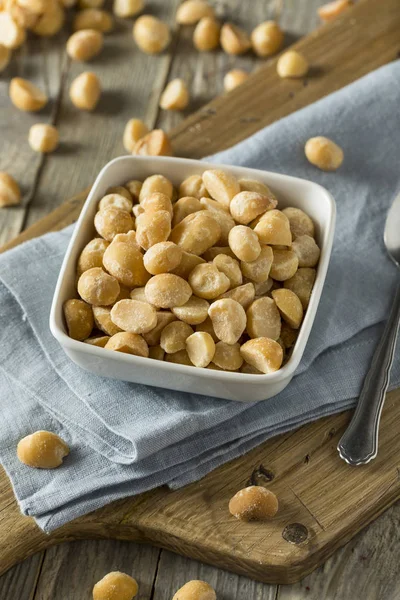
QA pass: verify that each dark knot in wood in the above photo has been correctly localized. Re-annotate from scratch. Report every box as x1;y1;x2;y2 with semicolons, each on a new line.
247;464;274;487
282;523;309;545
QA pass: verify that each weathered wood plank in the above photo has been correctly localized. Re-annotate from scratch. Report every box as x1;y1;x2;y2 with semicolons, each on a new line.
33;540;160;600
0;552;44;600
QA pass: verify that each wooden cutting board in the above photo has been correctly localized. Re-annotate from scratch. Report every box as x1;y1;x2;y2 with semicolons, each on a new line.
1;0;399;584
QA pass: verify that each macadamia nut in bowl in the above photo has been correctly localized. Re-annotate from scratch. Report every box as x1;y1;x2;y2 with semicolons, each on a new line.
50;155;335;402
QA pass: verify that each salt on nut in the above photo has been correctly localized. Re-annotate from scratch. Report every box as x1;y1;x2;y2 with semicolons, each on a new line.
110;299;157;334
253;210;292;246
0;11;26;49
218;282;255;310
251;20;284;57
32;1;65;37
0;44;11;72
125;179;142;202
271;288;304;329
123;118;149;153
246;297;281;340
228;225;261;262
240;337;283;374
193;16;220;51
145;273;192;308
139;174;173;202
240;245;273;283
170;211;221;256
277;50;309;78
78;267;120;306
172;580;216;600
230;191;277;225
189;263;230;300
291;234;320;267
141;192;173;217
63;298;94;340
73;8;113;32
186;331;215;368
0;171;21;208
171;250;205;280
208;298;246;344
28;124;59;153
143;311;177;346
133;15;170;54
149;345;165;361
213;254;242;288
223;69;249;92
205;206;235;245
66;29;104;61
136;210;171;250
113;0;144;18
103;236;149;287
99;193;133;213
195;316;218;342
202;245;235;261
84;335;110;347
202;169;240;209
93;571;138;600
160;320;194;354
284;267;316;309
212;341;243;371
94;206;134;241
160;78;189;111
9;77;48;112
176;0;215;24
270;248;299;281
304;136;344;171
229;486;278;520
165;349;193;366
133;130;173;157
105;332;149;356
144;241;182;274
172;196;204;226
17;431;70;469
93;306;122;336
220;22;251;55
70;71;101;111
171;296;209;325
179;175;209;200
281;206;315;239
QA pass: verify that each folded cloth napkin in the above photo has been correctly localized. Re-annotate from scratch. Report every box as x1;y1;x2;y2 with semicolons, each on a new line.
1;61;399;532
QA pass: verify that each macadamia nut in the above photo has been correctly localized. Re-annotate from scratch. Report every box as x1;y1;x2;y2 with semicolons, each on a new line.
179;174;209;200
251;20;283;56
73;8;113;32
254;209;292;246
229;225;261;262
94;206;134;241
105;332;148;356
133;15;170;54
160;320;194;353
193;16;220;51
93;571;138;600
270;248;299;281
78;267;120;306
28;123;59;153
123;118;149;153
282;207;315;239
208;298;246;344
271;288;303;329
144;241;182;274
202;169;240;209
172;580;216;600
189;263;230;299
186;331;215;367
9;77;47;112
220;22;251;55
145;273;192;308
170;211;221;255
277;50;309;78
17;431;70;469
70;71;101;110
305;136;344;171
172;296;209;325
0;171;21;207
229;486;278;520
63;298;94;340
223;69;249;92
240;337;283;374
66;29;104;61
160;78;189;111
291;234;320;267
212;341;243;371
246;297;281;340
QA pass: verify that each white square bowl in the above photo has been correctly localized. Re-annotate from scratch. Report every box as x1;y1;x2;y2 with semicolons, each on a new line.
50;156;335;402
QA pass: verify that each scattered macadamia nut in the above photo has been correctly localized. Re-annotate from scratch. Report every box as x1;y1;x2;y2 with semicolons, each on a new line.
193;16;220;51
0;11;26;48
277;50;309;78
220;22;251;55
63;298;94;340
17;431;70;469
176;0;215;25
105;332;149;356
172;580;216;600
272;288;304;329
229;486;278;520
0;171;21;207
66;29;104;61
133;129;173;157
70;71;101;110
0;44;11;72
28;123;59;153
78;267;120;306
282;206;315;239
123;118;149;153
186;331;215;367
9;77;48;112
133;15;170;54
208;298;246;344
113;0;144;18
240;337;283;374
160;320;194;353
189;263;230;300
223;69;249;92
305;136;344;171
160;78;189;111
111;299;157;334
251;20;284;56
32;0;65;36
93;572;138;600
318;0;352;21
229;225;261;262
145;273;192;308
73;8;113;32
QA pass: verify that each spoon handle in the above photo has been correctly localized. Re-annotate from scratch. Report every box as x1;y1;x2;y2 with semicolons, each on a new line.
337;281;400;465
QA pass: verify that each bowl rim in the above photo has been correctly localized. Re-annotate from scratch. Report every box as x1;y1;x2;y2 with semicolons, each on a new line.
50;155;336;385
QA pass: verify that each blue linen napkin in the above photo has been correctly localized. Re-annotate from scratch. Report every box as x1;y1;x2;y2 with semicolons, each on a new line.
0;61;399;532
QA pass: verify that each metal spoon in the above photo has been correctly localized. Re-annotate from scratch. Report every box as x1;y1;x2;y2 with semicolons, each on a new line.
337;191;400;465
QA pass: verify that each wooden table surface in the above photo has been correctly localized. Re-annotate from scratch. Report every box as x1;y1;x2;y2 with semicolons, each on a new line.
0;1;399;598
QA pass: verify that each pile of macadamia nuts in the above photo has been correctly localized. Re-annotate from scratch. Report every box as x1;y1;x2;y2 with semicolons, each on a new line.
63;168;320;375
